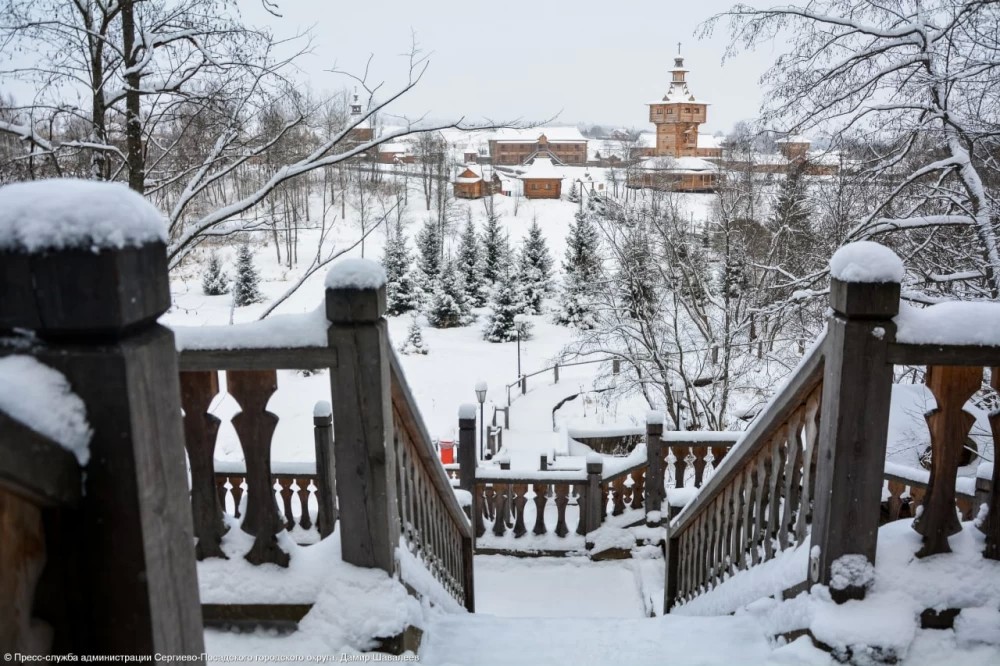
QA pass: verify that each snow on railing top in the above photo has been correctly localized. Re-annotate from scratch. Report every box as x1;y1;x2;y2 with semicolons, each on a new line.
661;431;742;444
646;410;664;425
0;179;166;252
0;355;91;465
172;306;328;351
313;400;332;418
884;461;977;497
324;257;387;290
567;424;645;439
894;301;1000;346
829;241;904;283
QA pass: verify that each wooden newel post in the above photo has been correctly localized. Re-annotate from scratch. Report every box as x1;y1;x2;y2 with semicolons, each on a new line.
585;459;603;534
458;408;477;493
0;181;203;656
326;262;399;575
810;274;899;602
313;401;338;538
645;414;665;521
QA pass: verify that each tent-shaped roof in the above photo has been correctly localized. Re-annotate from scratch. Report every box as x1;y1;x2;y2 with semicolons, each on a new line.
517;157;564;180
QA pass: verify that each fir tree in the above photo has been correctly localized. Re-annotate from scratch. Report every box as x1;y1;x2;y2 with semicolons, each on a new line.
398;315;429;355
232;243;263;306
382;220;419;316
415;217;442;281
481;209;505;288
518;220;553;314
618;222;657;320
202;251;229;296
427;260;468;328
484;248;530;343
567;180;580;203
556;211;601;327
457;215;485;307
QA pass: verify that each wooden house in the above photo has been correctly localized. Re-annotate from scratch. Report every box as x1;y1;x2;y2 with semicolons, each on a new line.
489;128;588;166
453;165;500;199
627;156;718;192
518;157;564;199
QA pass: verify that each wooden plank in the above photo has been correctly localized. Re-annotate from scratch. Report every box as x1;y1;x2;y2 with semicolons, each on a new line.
178;347;338;371
985;368;1000;561
887;343;1000;367
314;411;338;538
0;488;48;652
0;412;81;507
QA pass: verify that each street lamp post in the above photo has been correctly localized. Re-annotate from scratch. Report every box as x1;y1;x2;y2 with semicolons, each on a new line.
671;378;685;431
475;381;488;460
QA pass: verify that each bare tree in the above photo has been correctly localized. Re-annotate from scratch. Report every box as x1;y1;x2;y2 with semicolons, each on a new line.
704;0;1000;299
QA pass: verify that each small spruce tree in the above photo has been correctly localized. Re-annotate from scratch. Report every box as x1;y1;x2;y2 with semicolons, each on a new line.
484;247;530;343
202;251;229;296
383;220;419;315
556;211;601;327
518;220;553;314
232;243;263;306
567;180;580;203
457;214;485;307
481;209;505;288
398;315;429;355
427;260;468;328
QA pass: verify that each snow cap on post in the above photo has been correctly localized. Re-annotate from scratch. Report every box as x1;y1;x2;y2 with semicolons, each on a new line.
325;258;387;324
646;410;665;426
829;242;902;319
313;400;332;419
0;178;171;336
458;403;478;421
829;241;904;284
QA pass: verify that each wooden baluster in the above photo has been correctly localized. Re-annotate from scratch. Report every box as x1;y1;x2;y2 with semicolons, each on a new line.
554;484;570;537
674;446;691;488
913;366;981;557
751;453;768;565
600;482;609;521
474;484;487;538
512;484;528;537
180;371;227;560
228;369;288;566
956;497;974;521
631;472;645;511
314;405;337;538
533;483;548;535
714;494;727;585
728;472;744;577
795;391;821;543
886;480;906;522
738;464;755;570
909;485;925;516
215;475;229;517
780;413;804;549
482;485;496;535
297;477;313;530
611;477;626;515
711;446;730;483
492;483;508;536
277;476;295;531
576;484;589;535
983;367;1000;560
764;433;786;561
230;475;245;519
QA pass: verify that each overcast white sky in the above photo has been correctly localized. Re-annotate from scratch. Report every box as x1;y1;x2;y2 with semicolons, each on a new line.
244;0;779;135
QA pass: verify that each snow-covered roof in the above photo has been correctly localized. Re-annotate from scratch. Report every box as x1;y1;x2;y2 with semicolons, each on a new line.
0;179;167;252
776;134;811;144
378;142;410;154
636;156;718;173
697;134;724;149
491;127;587;144
456;165;483;183
517;157;565;180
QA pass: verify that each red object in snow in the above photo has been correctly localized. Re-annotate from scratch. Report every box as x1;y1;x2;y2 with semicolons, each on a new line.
439;439;455;464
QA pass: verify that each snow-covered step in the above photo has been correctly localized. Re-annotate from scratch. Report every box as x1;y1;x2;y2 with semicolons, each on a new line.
419;614;772;666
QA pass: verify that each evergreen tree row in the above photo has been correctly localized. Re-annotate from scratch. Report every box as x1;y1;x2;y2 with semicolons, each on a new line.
201;244;264;307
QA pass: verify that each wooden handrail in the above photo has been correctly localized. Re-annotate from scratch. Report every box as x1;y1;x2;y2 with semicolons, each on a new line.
389;351;473;539
671;338;826;534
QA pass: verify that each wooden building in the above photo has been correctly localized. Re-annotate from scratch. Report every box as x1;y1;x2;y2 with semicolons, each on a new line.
489;128;588;166
453;165;500;199
345;91;374;145
518;157;564;199
627;156;718;192
776;135;811;161
647;56;710;158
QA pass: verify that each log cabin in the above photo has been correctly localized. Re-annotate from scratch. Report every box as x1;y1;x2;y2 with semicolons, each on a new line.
518;157;564;199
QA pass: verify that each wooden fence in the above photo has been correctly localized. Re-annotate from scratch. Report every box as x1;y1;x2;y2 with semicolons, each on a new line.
663;275;1000;612
176;275;475;611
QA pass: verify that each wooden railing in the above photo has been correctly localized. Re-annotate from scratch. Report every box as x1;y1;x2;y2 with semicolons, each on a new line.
664;271;1000;613
453;417;739;550
502;356;621;406
176;272;474;610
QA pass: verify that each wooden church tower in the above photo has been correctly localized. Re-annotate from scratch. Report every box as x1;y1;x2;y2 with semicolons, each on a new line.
646;53;708;157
